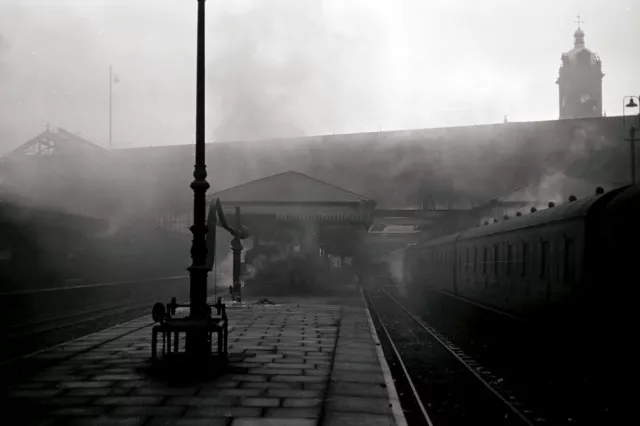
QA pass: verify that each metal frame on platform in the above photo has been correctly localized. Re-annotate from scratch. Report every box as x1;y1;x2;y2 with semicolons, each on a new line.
151;297;228;361
150;197;249;362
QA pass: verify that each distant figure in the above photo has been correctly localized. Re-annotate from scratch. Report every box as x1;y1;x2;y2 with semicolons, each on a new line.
232;280;242;302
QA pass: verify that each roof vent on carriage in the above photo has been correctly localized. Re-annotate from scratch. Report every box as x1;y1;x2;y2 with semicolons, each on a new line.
568;195;577;202
595;186;604;195
530;207;537;213
516;212;522;216
548;201;555;208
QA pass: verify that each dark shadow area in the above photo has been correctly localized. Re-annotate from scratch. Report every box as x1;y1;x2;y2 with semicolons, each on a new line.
398;286;635;425
137;354;234;384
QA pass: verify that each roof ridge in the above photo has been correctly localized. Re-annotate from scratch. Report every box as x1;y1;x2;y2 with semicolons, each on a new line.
207;171;291;199
288;171;371;201
208;170;371;203
110;116;626;151
55;128;105;150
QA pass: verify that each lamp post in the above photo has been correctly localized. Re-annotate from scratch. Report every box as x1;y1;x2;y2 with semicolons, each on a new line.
623;96;640;185
185;0;210;356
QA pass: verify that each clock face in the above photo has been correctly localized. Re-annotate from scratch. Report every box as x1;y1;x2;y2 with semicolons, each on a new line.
580;94;591;103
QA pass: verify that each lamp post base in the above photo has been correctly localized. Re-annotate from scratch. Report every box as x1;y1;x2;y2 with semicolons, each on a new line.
186;265;210;356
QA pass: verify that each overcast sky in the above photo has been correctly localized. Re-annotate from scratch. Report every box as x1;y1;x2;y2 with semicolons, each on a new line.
0;0;638;153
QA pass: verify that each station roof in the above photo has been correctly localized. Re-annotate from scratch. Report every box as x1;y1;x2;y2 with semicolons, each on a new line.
209;171;373;205
1;127;104;161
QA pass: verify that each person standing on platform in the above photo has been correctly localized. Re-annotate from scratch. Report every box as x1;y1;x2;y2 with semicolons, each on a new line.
232;279;242;302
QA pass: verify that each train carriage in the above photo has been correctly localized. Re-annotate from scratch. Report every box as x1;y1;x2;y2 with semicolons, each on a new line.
401;185;631;325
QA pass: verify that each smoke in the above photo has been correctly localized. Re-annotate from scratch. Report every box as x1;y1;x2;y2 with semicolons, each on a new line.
208;2;320;141
492;120;617;212
207;0;398;142
209;252;235;293
387;250;406;296
0;33;4;72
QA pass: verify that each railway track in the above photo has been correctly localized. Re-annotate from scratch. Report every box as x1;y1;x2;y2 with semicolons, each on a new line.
0;300;155;366
5;300;152;339
399;282;616;426
0;314;155;384
0;276;193;366
365;287;539;426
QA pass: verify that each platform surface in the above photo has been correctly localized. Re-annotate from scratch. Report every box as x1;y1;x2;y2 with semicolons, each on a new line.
1;294;405;426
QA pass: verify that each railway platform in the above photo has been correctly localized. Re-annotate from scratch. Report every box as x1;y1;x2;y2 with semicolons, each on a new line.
0;292;406;426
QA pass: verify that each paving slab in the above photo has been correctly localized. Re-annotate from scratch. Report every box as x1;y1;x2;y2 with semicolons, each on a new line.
1;294;406;425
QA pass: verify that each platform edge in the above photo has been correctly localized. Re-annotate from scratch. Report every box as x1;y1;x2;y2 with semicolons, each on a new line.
360;289;408;426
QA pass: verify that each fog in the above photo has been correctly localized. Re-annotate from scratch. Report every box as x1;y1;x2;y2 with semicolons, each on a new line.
1;1;638;289
1;0;639;154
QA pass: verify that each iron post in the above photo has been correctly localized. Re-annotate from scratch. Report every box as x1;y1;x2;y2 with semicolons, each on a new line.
109;66;112;149
185;0;210;356
231;207;243;301
623;96;640;185
629;127;637;185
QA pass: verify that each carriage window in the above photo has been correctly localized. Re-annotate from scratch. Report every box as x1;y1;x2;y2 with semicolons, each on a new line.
465;248;470;272
507;244;513;276
482;247;487;274
474;248;478;272
493;245;499;275
564;239;575;281
540;241;550;278
522;243;528;277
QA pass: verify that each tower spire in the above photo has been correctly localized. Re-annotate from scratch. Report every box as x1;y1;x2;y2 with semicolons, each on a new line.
557;14;603;119
573;15;585;48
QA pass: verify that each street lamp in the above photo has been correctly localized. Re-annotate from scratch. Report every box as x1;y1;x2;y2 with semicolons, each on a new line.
623;96;640;185
186;0;210;356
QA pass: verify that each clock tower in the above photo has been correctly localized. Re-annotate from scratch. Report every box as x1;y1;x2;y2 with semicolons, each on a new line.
556;18;604;119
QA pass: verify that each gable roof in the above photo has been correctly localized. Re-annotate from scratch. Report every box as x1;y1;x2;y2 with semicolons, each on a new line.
2;127;105;161
209;171;373;204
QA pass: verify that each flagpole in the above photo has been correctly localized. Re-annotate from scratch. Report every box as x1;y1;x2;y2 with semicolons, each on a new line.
109;65;112;149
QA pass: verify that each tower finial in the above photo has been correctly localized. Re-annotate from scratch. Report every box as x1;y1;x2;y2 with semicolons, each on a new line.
573;15;585;48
